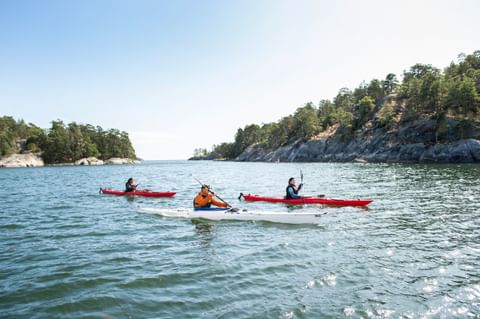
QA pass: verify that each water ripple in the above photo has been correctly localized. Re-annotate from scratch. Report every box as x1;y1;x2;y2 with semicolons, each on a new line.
1;162;479;318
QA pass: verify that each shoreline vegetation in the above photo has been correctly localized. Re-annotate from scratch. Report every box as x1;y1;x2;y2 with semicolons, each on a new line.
191;51;480;163
0;118;137;168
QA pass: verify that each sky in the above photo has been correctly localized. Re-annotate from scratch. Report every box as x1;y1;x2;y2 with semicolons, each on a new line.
1;0;479;159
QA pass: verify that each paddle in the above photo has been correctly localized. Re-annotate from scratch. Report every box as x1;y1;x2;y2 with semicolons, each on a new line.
299;170;325;198
191;175;232;208
299;169;305;197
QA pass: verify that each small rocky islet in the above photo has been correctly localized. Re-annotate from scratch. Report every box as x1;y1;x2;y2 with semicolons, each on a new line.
0;118;138;168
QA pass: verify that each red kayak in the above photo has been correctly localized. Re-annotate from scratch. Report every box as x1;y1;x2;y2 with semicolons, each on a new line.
100;188;176;198
241;194;372;207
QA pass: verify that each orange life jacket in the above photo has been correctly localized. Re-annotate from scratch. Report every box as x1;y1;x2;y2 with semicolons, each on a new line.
193;192;228;208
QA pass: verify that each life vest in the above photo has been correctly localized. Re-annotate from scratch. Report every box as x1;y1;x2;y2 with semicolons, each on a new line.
194;192;228;208
125;182;136;192
285;185;296;199
194;193;213;208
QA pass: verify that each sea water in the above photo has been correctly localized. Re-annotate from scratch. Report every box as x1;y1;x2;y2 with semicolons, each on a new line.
1;161;479;318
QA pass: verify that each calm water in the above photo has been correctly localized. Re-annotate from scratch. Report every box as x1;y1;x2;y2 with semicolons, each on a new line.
1;161;479;318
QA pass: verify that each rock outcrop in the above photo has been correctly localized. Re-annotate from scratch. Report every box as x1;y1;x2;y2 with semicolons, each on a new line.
105;157;137;165
74;157;105;165
189;151;224;161
235;120;480;163
0;154;44;167
0;154;138;168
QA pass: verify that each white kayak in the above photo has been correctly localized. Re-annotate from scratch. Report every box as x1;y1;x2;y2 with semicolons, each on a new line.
137;207;325;225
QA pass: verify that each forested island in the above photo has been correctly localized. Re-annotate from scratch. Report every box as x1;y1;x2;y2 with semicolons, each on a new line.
0;117;137;167
191;51;480;163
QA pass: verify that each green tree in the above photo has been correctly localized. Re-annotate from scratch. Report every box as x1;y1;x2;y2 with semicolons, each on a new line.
353;96;375;129
42;120;71;163
293;103;320;139
367;79;384;104
334;88;354;111
0;116;16;155
193;148;208;157
444;76;480;119
376;100;397;129
212;143;234;158
332;108;353;129
353;81;369;104
317;99;336;128
383;73;399;95
401;63;443;115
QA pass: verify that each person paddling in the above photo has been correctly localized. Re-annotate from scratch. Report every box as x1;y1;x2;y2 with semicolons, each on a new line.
285;177;303;199
125;177;138;192
194;185;230;208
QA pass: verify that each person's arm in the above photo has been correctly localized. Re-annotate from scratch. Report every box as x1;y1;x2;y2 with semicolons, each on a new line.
287;187;301;199
211;197;228;208
297;183;303;192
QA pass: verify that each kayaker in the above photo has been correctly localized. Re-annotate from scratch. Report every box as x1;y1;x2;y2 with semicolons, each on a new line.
285;177;303;199
194;185;230;208
125;177;138;192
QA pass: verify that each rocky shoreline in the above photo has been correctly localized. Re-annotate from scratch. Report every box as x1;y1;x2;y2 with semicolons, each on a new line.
0;154;138;168
192;119;480;164
237;137;480;163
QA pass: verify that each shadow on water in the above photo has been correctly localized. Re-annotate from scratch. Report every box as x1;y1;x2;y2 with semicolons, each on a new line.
254;220;327;230
191;219;215;234
191;219;215;248
125;196;136;203
191;216;325;233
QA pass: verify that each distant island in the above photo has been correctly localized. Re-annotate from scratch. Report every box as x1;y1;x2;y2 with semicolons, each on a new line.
191;50;480;163
0;117;137;167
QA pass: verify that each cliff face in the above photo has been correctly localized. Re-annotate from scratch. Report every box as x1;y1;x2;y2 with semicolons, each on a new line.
236;119;480;163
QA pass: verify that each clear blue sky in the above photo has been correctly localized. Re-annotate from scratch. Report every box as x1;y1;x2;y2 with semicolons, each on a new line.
1;0;479;159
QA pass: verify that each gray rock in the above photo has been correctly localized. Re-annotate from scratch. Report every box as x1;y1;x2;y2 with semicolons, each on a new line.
0;154;44;168
465;139;480;161
105;157;136;165
74;157;104;165
235;133;480;164
397;143;426;162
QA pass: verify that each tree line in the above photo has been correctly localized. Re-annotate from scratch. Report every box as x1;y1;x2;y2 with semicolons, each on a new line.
0;117;136;163
197;51;480;159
